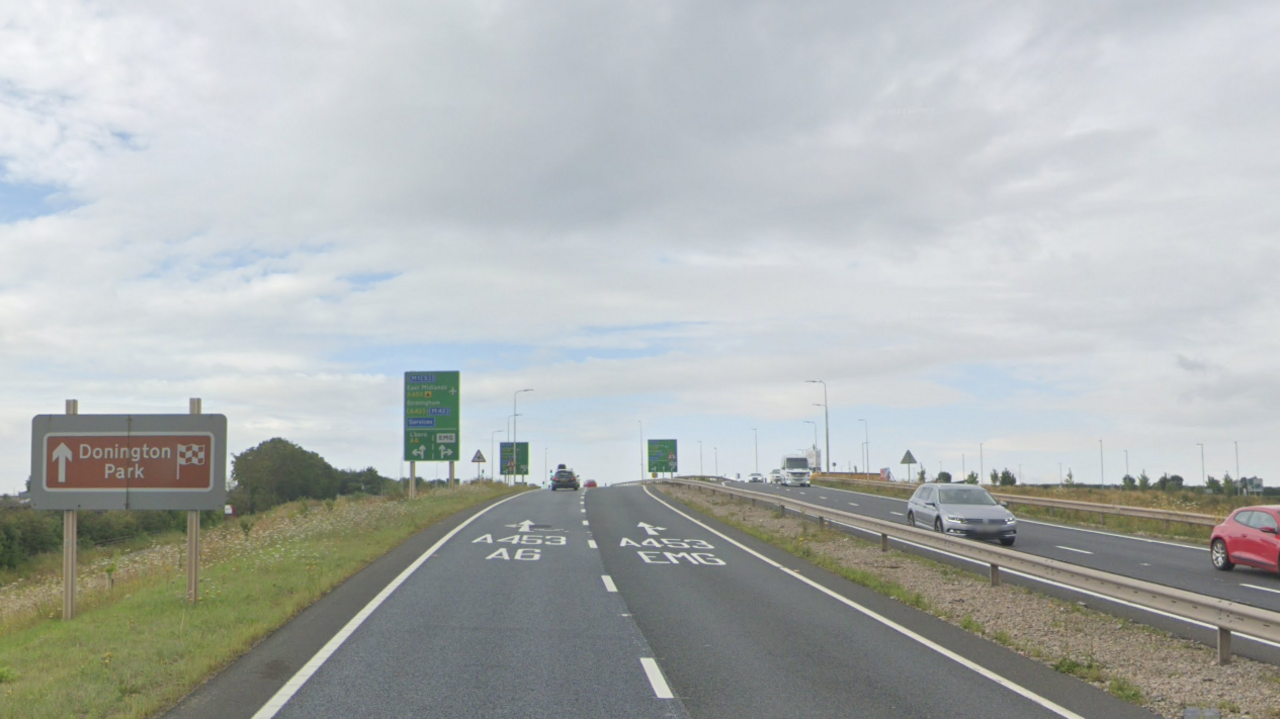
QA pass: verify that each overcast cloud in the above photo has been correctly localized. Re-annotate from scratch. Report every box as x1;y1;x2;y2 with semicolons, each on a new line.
3;1;1280;492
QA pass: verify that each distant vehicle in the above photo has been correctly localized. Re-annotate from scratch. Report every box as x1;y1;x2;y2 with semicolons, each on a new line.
780;454;811;487
584;479;598;489
551;466;580;491
906;484;1016;546
747;473;765;483
768;469;783;484
1211;505;1280;573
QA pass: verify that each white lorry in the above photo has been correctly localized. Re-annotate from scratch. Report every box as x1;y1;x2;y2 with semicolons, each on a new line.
780;454;812;487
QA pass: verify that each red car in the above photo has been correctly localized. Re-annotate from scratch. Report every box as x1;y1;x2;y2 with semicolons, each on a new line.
584;480;598;488
1211;505;1280;573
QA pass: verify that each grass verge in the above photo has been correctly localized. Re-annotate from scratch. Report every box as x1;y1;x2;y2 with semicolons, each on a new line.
0;484;521;718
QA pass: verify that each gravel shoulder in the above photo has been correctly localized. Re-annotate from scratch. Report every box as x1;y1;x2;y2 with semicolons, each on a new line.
660;484;1280;719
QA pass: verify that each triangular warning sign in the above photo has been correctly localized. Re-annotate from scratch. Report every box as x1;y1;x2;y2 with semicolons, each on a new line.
472;450;486;463
900;450;917;464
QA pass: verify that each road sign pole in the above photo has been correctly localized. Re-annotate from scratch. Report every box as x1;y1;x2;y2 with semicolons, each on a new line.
449;460;455;487
62;398;78;621
410;461;417;499
187;397;201;605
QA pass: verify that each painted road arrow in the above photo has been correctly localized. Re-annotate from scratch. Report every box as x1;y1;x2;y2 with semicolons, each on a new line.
638;522;666;536
52;442;73;483
506;520;536;533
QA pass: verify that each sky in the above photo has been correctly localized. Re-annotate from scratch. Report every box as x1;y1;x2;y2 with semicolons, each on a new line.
3;1;1280;494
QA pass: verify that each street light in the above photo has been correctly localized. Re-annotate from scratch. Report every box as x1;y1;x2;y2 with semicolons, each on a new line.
698;440;703;477
803;420;817;449
806;380;829;473
505;414;521;484
513;389;533;484
490;429;503;480
858;419;870;477
639;420;644;481
714;447;718;477
979;442;984;485
1099;439;1104;485
1197;443;1205;486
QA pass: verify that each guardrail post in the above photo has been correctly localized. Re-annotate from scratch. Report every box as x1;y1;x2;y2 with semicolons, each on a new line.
1218;627;1232;665
990;564;1001;587
818;515;825;528
880;533;888;552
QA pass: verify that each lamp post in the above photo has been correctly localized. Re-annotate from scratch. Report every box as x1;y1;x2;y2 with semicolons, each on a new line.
639;420;644;481
979;442;984;485
1198;443;1205;486
1124;449;1129;480
806;380;829;473
698;440;703;477
714;447;718;477
752;428;758;473
490;429;503;481
513;389;533;484
803;420;817;450
1099;439;1104;485
1235;440;1240;482
505;414;521;484
858;419;870;477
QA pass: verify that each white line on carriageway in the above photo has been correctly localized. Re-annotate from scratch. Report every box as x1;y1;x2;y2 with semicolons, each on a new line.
889;511;904;516
640;487;1088;719
640;658;674;699
1054;546;1094;555
1242;583;1280;596
822;518;1280;652
602;575;618;592
588;539;598;549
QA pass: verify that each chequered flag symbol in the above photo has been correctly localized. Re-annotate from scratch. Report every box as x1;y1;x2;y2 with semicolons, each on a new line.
177;444;206;466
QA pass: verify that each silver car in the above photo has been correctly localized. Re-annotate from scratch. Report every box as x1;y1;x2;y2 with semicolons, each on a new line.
906;483;1017;546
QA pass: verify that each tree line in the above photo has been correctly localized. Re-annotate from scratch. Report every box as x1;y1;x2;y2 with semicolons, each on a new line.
0;438;396;571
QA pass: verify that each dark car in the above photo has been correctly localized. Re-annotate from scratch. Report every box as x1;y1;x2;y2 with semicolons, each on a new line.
1211;505;1280;573
551;465;580;491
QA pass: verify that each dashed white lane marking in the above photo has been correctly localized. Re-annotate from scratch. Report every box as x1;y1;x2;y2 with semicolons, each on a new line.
642;488;1087;718
820;496;828;500
889;511;905;517
588;539;598;549
581;508;586;513
582;520;590;526
1242;583;1280;596
825;518;1280;652
250;492;527;719
1055;546;1094;555
640;657;675;699
848;502;859;507
602;575;618;593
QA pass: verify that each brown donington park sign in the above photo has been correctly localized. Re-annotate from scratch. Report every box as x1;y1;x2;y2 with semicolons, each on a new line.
30;414;228;511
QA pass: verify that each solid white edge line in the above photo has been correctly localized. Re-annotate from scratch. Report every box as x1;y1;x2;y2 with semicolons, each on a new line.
588;539;598;549
639;657;675;699
602;575;618;592
826;519;1280;651
813;484;1209;552
250;491;528;719
1242;583;1280;596
642;487;1088;719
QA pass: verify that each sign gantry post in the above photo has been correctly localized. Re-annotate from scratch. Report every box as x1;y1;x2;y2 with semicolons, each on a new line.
63;399;77;620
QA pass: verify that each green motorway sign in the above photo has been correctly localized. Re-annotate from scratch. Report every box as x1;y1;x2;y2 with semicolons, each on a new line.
648;439;678;474
404;371;460;462
499;442;529;476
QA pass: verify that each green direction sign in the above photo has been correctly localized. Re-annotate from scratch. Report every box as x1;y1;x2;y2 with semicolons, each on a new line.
499;442;529;476
404;371;460;462
648;439;678;474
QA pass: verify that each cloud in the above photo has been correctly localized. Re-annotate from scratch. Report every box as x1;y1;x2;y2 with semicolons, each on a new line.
4;1;1280;490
